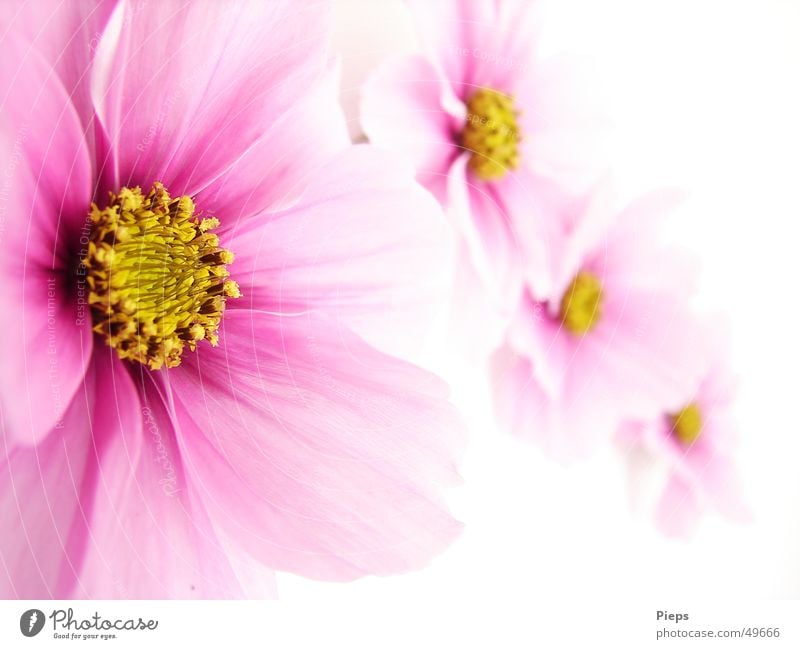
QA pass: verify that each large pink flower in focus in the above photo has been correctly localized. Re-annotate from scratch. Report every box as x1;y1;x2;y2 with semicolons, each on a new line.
361;0;606;314
0;0;464;597
618;336;750;538
490;187;708;461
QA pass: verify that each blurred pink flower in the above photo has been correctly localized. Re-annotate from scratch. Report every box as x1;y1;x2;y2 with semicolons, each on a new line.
361;0;606;315
490;186;708;461
0;0;463;598
618;337;750;538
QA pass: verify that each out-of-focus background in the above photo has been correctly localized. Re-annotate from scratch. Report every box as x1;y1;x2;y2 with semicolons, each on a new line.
281;0;800;600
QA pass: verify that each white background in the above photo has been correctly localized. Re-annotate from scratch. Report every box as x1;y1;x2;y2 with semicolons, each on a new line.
278;0;800;603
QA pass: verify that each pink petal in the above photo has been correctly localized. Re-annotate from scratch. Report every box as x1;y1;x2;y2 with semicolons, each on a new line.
504;294;574;399
91;0;331;195
446;153;524;311
490;0;546;87
540;177;621;298
674;412;751;526
72;353;269;599
1;0;116;135
406;0;550;92
405;0;500;94
596;188;695;296
577;288;709;420
361;54;463;202
493;169;575;301
197;59;350;221
0;35;95;446
490;343;610;461
167;309;464;581
226;145;451;356
0;370;97;598
654;474;702;539
0;33;94;266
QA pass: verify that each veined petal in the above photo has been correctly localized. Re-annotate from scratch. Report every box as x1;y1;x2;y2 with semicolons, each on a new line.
197;58;350;221
406;0;495;94
226;145;452;356
167;309;465;581
0;368;97;598
71;354;269;598
91;0;331;195
406;0;546;93
0;0;117;135
0;34;94;447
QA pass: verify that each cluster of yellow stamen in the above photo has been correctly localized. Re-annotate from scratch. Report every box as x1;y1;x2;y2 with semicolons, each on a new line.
462;88;521;181
83;182;240;370
559;271;604;335
669;403;704;445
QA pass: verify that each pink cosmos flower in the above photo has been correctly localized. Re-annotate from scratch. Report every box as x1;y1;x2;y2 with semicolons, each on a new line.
490;186;708;461
360;0;606;316
617;335;750;538
0;0;464;598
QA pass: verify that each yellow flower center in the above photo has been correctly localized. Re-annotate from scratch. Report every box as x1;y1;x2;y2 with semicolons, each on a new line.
462;88;520;181
83;182;240;370
670;403;704;445
559;271;603;335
